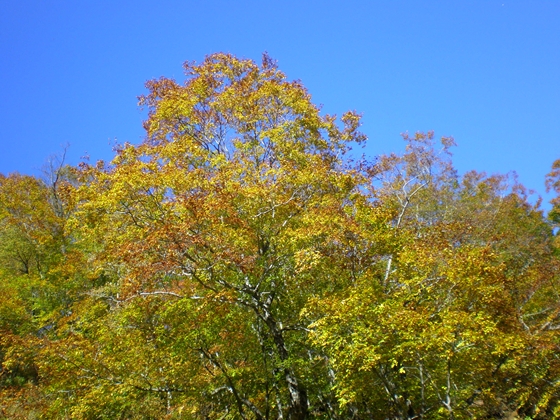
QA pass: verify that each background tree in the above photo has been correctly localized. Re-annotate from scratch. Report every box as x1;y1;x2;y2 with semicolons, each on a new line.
546;158;560;250
309;133;560;419
0;158;81;418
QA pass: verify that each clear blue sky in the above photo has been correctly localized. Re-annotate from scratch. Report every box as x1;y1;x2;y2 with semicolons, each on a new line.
1;1;558;208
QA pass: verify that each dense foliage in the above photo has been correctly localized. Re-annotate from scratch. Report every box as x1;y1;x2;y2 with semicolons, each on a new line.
1;54;559;419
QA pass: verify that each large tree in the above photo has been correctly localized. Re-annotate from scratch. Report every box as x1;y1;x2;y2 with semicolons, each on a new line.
45;53;367;419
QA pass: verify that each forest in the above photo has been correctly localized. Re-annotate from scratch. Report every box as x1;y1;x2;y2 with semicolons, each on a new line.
1;53;559;419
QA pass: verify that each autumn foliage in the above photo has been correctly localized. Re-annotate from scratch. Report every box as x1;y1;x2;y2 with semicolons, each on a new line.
1;53;559;419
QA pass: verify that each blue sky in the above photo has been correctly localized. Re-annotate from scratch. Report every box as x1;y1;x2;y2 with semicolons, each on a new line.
1;1;558;208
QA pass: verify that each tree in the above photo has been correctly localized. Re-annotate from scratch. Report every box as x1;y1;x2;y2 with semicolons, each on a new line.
45;52;366;419
309;133;560;419
0;162;80;418
546;158;560;250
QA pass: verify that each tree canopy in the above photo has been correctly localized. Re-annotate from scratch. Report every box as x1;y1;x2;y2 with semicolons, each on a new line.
1;53;559;419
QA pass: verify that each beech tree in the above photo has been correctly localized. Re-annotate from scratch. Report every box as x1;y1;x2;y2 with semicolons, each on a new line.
0;164;80;418
44;52;367;419
309;133;560;419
